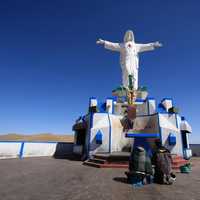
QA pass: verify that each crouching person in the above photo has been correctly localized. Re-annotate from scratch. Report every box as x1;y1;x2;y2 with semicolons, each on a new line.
125;146;153;186
152;140;176;185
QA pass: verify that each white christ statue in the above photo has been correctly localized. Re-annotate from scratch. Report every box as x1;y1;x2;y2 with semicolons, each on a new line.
96;30;162;90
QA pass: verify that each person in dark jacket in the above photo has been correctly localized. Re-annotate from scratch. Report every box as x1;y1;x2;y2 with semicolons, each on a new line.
126;146;153;184
152;140;176;184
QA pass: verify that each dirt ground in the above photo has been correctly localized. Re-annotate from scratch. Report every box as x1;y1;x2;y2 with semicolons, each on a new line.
0;157;199;200
0;133;74;142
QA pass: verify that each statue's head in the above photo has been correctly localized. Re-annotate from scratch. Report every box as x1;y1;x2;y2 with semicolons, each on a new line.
124;30;134;43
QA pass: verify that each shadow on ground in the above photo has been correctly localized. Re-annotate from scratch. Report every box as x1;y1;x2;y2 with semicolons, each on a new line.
53;142;81;161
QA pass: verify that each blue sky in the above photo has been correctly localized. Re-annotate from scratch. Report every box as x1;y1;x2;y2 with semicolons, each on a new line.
0;0;199;143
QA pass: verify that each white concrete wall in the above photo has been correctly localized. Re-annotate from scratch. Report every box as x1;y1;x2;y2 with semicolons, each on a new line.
23;142;57;158
176;114;181;129
114;102;127;115
0;142;21;159
110;115;132;152
132;114;159;133
159;113;183;156
161;99;173;111
159;114;179;132
90;113;110;154
89;113;132;154
0;141;73;159
148;99;156;115
161;127;183;156
136;101;148;116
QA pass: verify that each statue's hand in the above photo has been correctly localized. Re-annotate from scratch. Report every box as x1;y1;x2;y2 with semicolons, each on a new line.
96;38;105;45
154;41;162;48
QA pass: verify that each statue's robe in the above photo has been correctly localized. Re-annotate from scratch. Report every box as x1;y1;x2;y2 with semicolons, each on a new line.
104;39;156;90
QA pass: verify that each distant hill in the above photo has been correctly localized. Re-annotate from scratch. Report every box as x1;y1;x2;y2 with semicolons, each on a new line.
190;144;200;157
0;133;74;142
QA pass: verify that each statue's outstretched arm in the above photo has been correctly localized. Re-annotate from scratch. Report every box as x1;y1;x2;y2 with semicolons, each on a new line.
137;41;162;53
96;38;121;52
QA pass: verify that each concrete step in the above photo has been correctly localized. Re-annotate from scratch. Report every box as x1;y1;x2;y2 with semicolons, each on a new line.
83;160;128;168
172;156;189;163
94;153;130;162
85;154;191;170
171;155;191;171
83;161;101;168
172;160;188;165
89;158;107;164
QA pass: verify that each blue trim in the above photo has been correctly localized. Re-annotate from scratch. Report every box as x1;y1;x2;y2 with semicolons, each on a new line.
161;98;174;110
161;98;173;102
181;116;185;121
168;133;176;145
19;142;25;159
135;99;146;102
125;133;160;138
106;96;117;101
157;103;167;113
146;97;155;100
87;112;93;158
157;111;169;114
98;102;106;113
96;130;103;144
89;97;97;100
175;114;179;129
180;130;185;157
90;113;94;129
107;113;112;153
112;101;114;114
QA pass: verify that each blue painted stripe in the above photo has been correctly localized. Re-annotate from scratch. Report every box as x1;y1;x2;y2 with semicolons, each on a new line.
19;142;25;159
181;116;185;121
125;133;160;138
89;112;94;128
87;112;93;158
180;130;185;157
146;97;155;100
107;113;112;153
89;97;97;100
157;110;168;114
135;99;146;102
175;114;179;129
